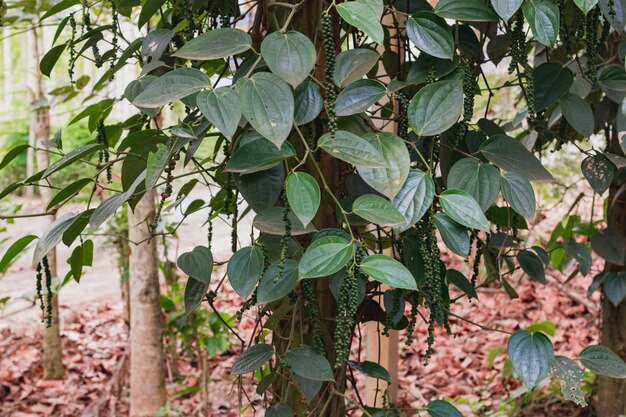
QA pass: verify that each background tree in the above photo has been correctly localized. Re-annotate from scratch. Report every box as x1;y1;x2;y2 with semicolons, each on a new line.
1;0;626;416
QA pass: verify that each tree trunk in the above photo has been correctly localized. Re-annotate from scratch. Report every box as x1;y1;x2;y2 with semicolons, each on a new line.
29;25;65;380
128;190;166;417
595;128;626;416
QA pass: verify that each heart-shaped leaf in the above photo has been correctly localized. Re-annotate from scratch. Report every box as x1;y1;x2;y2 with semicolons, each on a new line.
508;330;554;388
491;0;523;21
501;172;536;219
582;154;615;194
226;134;296;174
294;80;323;126
337;0;384;43
439;189;489;231
393;169;435;232
433;213;470;257
360;254;418;290
408;80;463;136
356;132;410;199
286;346;334;381
236;72;294;149
318;130;386;168
435;0;498;21
231;344;274;375
479;134;554;182
227;246;265;298
177;245;213;284
335;79;386;116
407;12;455;60
261;31;316;88
447;158;500;212
533;63;573;111
173;28;252;60
298;236;354;278
522;0;560;47
132;68;211;108
256;259;300;304
579;345;626;378
334;48;380;88
286;172;321;227
559;93;594;137
197;87;241;139
352;194;407;226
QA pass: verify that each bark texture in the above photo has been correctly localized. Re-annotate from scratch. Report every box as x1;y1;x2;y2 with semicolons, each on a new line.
128;190;167;417
595;128;626;416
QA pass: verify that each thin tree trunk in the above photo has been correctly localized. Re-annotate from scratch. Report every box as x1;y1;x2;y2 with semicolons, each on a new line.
595;127;626;416
128;190;166;417
29;25;65;380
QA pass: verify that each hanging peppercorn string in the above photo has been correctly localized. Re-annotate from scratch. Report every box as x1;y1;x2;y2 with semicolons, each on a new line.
42;255;53;327
334;263;358;367
36;262;44;321
109;0;119;79
68;14;78;84
302;279;324;352
96;119;112;183
322;12;338;138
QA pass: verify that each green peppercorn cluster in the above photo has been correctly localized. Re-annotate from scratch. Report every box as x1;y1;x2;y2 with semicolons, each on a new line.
68;14;78;84
322;12;338;138
207;208;214;248
236;288;257;320
302;279;324;352
278;190;292;275
397;93;409;140
508;11;527;74
109;0;119;80
36;262;44;320
334;264;358;367
96;119;112;183
231;190;239;253
151;154;177;232
426;64;437;84
585;7;600;83
82;1;104;68
405;291;419;345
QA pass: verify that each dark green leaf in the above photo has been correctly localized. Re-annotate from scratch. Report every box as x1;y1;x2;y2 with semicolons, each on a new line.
253;207;317;236
439;189;489;231
393;170;435;232
237;164;284;212
334;48;380;88
447;158;500;212
294;80;323;125
335;79;386;116
285;346;334;381
408;80;463;136
138;0;166;28
0;144;29;171
33;213;79;267
352;194;407;226
435;0;498;21
256;260;300;303
406;12;455;60
318;130;386;168
231;344;274;375
533;63;573;111
579;345;626;378
518;249;546;283
563;241;592;275
501;172;536;220
286;172;321;227
133;68;211;108
447;269;477;298
197;87;241;139
298;236;354;278
357;132;410;199
261;31;316;88
184;276;209;313
479;135;554;182
226;134;296;174
360;254;418;290
47;178;92;210
559;93;594;137
227;246;265;298
236;72;294;149
522;0;560;47
348;360;391;382
0;235;37;274
40;43;66;77
591;228;626;266
433;213;470;257
491;0;523;21
426;400;463;417
337;0;384;44
507;330;554;388
573;0;599;14
173;28;252;60
265;403;293;417
177;246;213;284
43;143;103;179
604;272;626;306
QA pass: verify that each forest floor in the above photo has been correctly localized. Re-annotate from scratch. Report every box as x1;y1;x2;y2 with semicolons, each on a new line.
0;189;604;417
